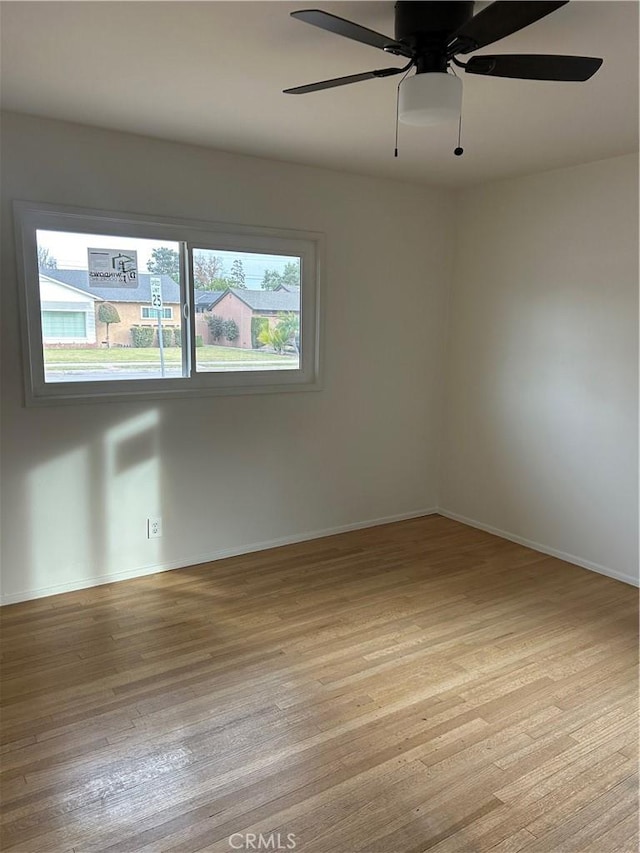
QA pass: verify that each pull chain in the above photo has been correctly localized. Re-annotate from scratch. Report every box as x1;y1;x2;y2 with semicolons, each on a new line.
394;66;413;158
454;113;464;156
449;63;464;157
394;84;400;158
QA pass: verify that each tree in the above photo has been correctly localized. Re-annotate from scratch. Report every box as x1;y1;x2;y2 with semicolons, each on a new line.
280;261;300;289
230;259;246;288
261;269;282;290
38;246;57;270
97;302;121;348
147;247;180;282
193;252;229;290
212;277;234;290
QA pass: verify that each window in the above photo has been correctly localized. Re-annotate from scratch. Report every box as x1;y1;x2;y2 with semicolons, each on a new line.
191;247;301;374
141;306;173;320
15;202;323;404
42;311;87;340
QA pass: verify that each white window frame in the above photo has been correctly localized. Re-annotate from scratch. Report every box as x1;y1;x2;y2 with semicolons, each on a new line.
14;201;324;406
140;306;174;320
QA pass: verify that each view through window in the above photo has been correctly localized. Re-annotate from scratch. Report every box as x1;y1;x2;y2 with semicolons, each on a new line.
37;230;185;383
192;248;300;374
36;231;301;383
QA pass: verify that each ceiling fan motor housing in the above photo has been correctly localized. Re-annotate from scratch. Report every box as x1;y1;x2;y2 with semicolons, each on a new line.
394;1;475;65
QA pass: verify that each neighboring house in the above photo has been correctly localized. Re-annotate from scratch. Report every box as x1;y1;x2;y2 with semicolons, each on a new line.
274;283;300;294
202;287;300;349
39;270;300;350
39;269;180;347
39;274;101;345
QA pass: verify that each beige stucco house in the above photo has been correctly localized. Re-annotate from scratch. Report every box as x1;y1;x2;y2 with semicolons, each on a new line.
39;269;181;347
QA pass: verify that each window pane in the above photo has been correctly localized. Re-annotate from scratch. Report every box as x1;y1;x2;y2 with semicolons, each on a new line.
193;248;301;373
37;230;185;383
42;311;87;339
141;307;173;320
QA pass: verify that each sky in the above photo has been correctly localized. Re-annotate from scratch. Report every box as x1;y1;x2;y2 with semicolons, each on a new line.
37;230;298;290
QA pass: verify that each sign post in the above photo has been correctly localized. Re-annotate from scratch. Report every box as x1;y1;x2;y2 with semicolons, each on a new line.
150;276;165;377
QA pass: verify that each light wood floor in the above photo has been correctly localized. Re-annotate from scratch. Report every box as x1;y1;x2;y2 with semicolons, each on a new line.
1;515;638;853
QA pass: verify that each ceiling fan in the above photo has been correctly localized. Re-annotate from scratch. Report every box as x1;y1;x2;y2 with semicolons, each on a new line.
284;2;603;131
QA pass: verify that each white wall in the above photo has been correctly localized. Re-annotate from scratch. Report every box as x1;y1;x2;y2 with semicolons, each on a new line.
1;115;637;603
441;154;639;585
0;112;453;603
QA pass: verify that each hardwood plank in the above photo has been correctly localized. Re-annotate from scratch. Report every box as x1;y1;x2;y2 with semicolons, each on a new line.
1;515;637;852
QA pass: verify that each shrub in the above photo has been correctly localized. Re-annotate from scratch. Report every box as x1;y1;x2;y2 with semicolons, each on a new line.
257;324;289;354
251;317;269;348
131;326;154;347
98;302;121;325
276;312;299;347
173;327;182;347
157;327;174;347
207;314;225;342
224;319;239;343
257;313;299;354
196;335;203;348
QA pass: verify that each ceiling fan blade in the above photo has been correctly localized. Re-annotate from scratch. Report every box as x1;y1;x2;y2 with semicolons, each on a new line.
284;67;406;95
465;54;603;81
449;1;569;55
290;10;411;56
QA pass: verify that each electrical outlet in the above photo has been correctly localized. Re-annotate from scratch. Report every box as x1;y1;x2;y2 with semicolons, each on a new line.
147;517;162;539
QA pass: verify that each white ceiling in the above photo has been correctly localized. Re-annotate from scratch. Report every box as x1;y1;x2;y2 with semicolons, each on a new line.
1;1;637;187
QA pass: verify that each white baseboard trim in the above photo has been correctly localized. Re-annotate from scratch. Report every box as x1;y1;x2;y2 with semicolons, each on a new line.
437;507;639;588
0;507;439;606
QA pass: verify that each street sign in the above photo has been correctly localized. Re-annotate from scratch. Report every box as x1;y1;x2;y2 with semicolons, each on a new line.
149;276;166;376
150;276;163;309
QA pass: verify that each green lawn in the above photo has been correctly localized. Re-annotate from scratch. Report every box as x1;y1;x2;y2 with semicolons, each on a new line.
44;345;293;364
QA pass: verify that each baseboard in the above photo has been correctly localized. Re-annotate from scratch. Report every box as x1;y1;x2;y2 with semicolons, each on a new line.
437;507;639;588
0;507;439;605
5;506;634;605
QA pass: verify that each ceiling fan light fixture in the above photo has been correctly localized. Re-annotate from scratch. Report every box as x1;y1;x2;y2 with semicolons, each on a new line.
398;72;462;126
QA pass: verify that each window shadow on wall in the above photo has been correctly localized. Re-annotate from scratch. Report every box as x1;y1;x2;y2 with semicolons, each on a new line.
10;407;165;604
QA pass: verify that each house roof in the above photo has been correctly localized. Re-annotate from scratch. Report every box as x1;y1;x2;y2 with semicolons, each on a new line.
194;289;226;309
40;271;299;313
39;273;101;301
225;288;300;312
40;268;181;303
